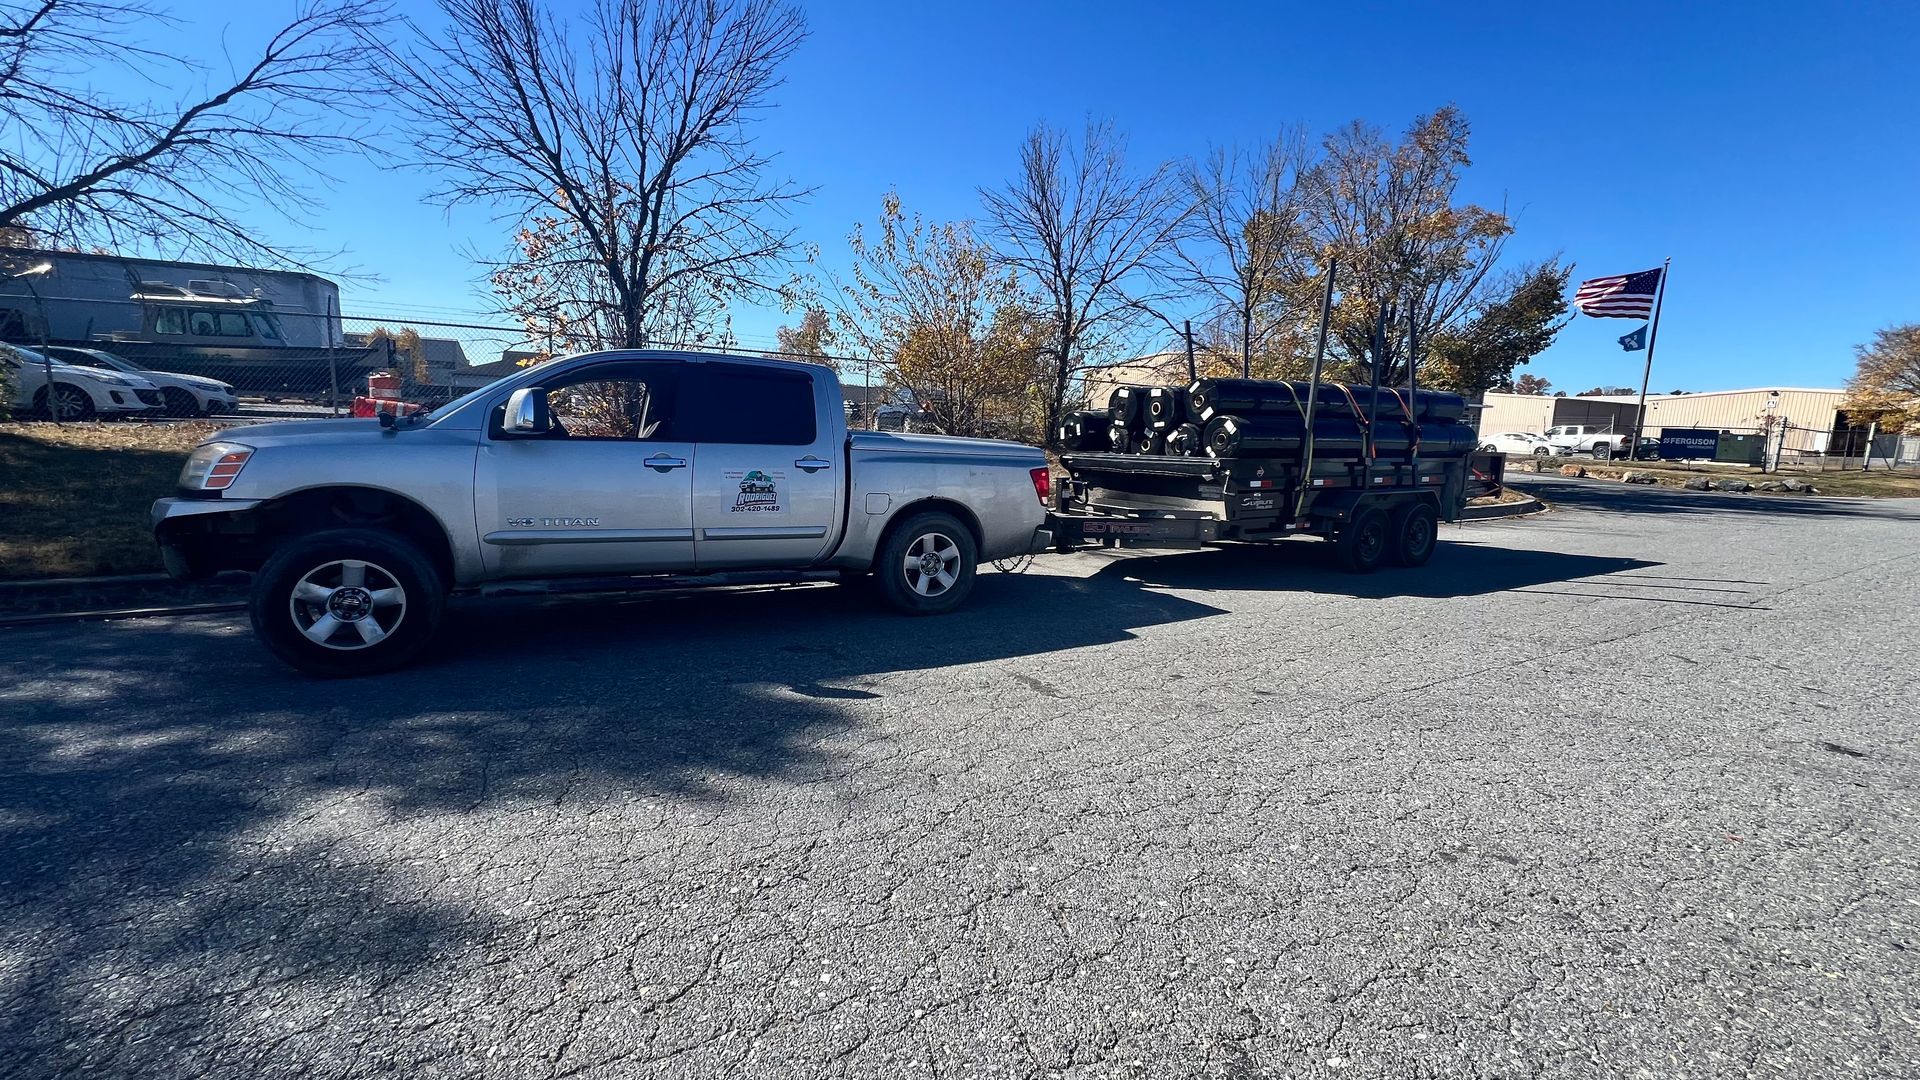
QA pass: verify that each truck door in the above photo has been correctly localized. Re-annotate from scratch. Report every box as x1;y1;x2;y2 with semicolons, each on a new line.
474;359;696;577
685;362;840;570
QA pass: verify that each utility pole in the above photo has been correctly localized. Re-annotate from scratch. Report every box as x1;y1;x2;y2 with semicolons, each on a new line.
1294;258;1339;520
1184;320;1196;383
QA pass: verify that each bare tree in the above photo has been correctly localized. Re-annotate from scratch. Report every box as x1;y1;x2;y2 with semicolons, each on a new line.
0;0;390;266
828;192;1048;440
386;0;808;351
1173;133;1313;376
1288;106;1515;384
980;121;1186;446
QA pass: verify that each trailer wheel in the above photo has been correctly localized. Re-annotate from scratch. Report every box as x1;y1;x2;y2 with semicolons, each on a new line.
874;511;977;615
1334;507;1389;574
250;528;446;677
1388;502;1438;567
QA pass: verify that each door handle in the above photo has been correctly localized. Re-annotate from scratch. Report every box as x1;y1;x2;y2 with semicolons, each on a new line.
644;454;688;473
795;457;832;472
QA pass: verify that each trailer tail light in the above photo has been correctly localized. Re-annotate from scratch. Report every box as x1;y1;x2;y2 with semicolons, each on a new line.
180;442;254;491
1029;467;1051;505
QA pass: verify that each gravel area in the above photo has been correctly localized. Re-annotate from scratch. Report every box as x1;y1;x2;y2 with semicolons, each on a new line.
3;479;1916;1078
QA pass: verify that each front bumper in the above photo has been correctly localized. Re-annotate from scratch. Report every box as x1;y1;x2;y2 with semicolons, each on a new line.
152;496;265;578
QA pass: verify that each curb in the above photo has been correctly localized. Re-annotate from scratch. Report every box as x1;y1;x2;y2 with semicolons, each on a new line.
0;571;248;592
0;601;246;629
1458;492;1546;521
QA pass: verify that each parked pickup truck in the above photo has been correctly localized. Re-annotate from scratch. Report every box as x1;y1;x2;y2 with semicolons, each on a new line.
153;350;1053;675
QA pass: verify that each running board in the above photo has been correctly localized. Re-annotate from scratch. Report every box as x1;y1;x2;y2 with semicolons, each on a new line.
475;569;843;598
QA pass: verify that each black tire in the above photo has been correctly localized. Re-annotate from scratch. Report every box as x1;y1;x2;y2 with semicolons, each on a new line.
873;510;977;615
36;383;96;421
1590;443;1610;460
1532;446;1551;457
250;528;446;676
161;386;200;417
1388;501;1439;568
1334;507;1389;574
1479;443;1497;453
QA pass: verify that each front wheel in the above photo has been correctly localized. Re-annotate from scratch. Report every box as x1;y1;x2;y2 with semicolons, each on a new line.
250;529;446;676
36;383;96;421
874;511;978;615
1334;507;1389;574
161;387;201;417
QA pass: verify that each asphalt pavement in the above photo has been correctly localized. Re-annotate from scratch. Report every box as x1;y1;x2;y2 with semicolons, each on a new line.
3;477;1916;1079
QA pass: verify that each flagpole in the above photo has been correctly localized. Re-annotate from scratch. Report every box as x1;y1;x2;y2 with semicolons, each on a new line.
1630;257;1671;461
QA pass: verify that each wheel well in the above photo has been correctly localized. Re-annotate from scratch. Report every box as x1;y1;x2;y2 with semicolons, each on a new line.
872;498;984;567
255;487;456;583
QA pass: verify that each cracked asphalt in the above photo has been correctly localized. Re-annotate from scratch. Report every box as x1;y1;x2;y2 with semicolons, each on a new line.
3;478;1917;1078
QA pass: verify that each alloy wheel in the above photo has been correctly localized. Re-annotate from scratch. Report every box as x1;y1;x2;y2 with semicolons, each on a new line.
288;559;407;650
902;532;961;597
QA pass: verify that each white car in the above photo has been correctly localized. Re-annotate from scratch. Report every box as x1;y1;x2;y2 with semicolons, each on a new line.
2;343;162;419
1478;431;1557;456
45;345;238;417
1544;424;1629;459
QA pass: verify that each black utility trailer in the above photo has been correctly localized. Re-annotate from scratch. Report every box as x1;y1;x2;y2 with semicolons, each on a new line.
1048;449;1502;573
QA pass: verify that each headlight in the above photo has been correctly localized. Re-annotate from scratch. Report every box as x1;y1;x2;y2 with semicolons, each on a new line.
180;442;254;491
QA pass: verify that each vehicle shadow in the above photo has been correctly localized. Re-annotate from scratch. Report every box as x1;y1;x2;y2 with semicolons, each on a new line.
0;570;1226;1074
1084;535;1659;599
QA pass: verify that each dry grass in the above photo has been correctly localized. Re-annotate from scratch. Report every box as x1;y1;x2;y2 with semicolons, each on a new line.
0;421;232;580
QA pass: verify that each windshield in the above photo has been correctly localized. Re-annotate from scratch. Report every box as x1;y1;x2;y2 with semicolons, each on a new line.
426;364;538;420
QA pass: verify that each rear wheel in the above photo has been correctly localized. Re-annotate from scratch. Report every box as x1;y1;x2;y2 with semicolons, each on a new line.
874;510;977;615
162;386;200;417
1590;443;1611;460
1388;501;1439;567
250;528;445;676
1334;507;1389;574
1532;446;1551;457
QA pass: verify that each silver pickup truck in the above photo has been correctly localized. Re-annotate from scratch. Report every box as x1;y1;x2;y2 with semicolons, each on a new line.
153;350;1053;675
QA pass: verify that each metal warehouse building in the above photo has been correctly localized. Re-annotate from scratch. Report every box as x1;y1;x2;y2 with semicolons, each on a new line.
1477;387;1851;442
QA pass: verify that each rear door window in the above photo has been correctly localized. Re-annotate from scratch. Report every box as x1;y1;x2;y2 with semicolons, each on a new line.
684;364;817;445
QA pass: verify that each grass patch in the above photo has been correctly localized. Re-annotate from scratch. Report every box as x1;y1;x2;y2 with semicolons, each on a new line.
1511;457;1920;499
0;421;229;580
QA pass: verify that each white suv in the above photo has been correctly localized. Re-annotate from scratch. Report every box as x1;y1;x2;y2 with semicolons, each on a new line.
2;343;162;419
1544;424;1628;459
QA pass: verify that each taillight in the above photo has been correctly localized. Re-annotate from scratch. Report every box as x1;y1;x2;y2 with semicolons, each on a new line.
1029;466;1051;505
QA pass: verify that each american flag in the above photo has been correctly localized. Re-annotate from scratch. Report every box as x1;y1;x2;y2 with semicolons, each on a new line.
1573;267;1663;319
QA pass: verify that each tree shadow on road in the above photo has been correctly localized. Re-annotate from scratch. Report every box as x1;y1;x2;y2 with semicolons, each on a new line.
0;535;1651;1074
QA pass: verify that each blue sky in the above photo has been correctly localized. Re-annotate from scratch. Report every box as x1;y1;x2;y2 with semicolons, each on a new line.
123;1;1920;390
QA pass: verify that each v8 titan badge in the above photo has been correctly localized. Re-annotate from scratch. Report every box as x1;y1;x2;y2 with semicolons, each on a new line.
727;470;784;513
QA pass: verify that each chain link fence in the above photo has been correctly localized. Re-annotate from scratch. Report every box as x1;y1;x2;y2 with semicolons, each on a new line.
1;293;895;422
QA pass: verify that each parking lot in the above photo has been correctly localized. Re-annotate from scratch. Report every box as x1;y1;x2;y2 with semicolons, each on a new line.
2;478;1916;1079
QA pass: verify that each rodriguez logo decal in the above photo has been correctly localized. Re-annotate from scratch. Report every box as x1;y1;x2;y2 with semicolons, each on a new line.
727;470;783;513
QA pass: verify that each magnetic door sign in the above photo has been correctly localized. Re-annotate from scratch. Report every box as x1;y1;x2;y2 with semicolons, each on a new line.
1658;428;1720;460
727;470;784;513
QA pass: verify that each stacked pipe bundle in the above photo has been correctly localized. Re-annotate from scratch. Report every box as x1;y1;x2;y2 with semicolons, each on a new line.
1100;378;1474;461
1057;410;1112;452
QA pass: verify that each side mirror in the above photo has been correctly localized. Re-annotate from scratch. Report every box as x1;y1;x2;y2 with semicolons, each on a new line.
503;387;550;434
